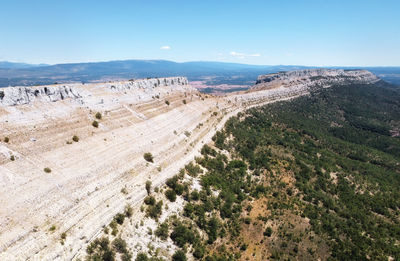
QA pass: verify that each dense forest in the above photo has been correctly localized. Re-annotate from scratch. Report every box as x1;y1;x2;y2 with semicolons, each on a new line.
87;82;400;260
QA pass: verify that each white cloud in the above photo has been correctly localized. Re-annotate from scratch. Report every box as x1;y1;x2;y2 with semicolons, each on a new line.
160;46;171;50
230;51;261;58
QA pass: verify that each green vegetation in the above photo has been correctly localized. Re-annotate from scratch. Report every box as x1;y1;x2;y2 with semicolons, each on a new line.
3;137;9;143
95;112;102;120
143;152;154;163
148;83;400;260
72;135;79;142
92;120;99;128
172;250;187;261
145;180;152;195
155;222;169;240
165;189;177;202
165;100;170;106
44;167;52;173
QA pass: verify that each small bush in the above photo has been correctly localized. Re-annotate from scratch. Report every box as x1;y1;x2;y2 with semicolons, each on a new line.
86;237;115;261
143;153;154;163
144;196;156;206
112;237;128;253
44;167;52;173
172;250;187;261
136;252;149;261
145;180;152;195
146;200;163;219
10;155;15;161
121;187;128;194
165;189;177;202
72;135;79;142
155;222;169;240
165;100;170;106
61;232;67;240
264;227;272;237
114;213;125;225
182;99;187;104
49;225;56;231
95;112;102;120
4;137;9;143
92;120;99;128
125;205;133;218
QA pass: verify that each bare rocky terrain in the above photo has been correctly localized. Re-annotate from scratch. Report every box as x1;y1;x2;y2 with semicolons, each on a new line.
0;69;380;260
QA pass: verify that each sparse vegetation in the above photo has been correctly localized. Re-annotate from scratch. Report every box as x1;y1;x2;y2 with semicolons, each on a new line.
143;153;154;163
165;100;170;106
95;112;102;120
72;135;79;142
4;137;9;143
165;189;177;202
44;167;52;173
145;180;152;195
92;120;99;128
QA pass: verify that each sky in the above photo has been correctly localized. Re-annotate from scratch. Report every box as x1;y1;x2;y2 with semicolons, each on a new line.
0;0;399;66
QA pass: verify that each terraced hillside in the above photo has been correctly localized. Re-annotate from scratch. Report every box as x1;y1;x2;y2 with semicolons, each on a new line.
0;70;381;260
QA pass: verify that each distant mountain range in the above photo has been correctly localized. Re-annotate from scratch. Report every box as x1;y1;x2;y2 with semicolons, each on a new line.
0;60;399;88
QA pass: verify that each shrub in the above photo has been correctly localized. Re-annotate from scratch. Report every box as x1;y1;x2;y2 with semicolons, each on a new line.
121;187;128;194
136;252;149;261
182;99;187;104
143;153;153;163
61;232;67;240
4;137;9;143
170;224;195;247
155;222;169;240
95;112;102;120
72;135;79;142
121;252;132;261
92;120;99;128
145;180;152;195
190;190;199;201
193;245;205;259
165;189;177;202
144;196;156;205
10;155;15;161
146;200;163;219
172;250;187;261
264;227;272;237
112;237;128;253
86;237;115;261
165;100;170;106
125;205;133;218
114;213;125;225
44;167;52;173
49;225;56;231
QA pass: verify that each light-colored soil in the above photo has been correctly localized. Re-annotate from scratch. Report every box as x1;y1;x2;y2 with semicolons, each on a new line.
0;77;317;260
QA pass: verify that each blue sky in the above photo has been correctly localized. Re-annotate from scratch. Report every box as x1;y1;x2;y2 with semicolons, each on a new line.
0;0;399;66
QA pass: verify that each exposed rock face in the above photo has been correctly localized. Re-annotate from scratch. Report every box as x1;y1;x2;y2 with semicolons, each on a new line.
0;77;189;106
253;69;380;90
0;85;82;106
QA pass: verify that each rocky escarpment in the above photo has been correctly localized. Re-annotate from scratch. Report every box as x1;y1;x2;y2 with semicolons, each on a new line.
0;77;189;106
253;69;380;90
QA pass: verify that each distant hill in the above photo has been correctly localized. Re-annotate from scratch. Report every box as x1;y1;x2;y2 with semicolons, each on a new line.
0;59;399;88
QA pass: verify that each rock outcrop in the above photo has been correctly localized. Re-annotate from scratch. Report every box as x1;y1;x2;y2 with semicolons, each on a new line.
0;77;189;106
253;69;380;90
